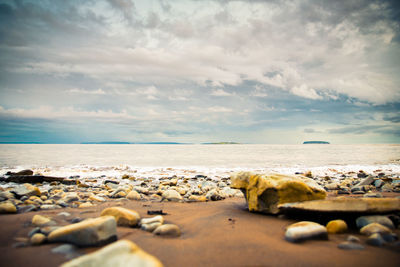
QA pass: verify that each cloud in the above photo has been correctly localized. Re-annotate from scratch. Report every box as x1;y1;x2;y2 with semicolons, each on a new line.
67;88;106;95
210;89;233;96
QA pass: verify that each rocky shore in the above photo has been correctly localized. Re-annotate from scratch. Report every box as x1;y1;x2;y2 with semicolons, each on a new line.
0;168;399;266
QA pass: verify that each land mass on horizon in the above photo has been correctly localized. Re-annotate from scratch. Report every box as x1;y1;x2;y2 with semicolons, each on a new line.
303;141;330;144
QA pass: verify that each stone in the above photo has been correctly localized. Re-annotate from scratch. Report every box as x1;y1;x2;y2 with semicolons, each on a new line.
374;179;384;188
326;220;347;234
363;192;382;198
279;198;400;214
40;204;62;210
140;215;164;225
32;215;56;227
141;222;162;232
0;191;14;200
188;195;207;202
366;233;386;247
79;202;94;208
52;244;82;260
30;233;46;245
154;224;181;237
40;226;61;236
346;235;360;243
0;202;17;213
230;172;326;214
338;241;365;250
8;169;34;176
89;194;106;202
285;221;328;243
356;215;394;229
360;223;392;236
101;207;141;227
11;183;41;199
162;190;183;202
63;192;79;203
28;227;41;237
58;212;71;218
205;189;224;201
60;240;163;267
48;216;117;247
127;190;141;200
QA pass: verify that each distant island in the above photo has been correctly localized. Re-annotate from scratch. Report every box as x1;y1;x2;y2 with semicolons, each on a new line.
80;141;190;144
303;141;330;144
81;141;131;144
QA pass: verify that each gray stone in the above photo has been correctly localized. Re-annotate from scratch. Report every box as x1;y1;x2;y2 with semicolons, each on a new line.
338;241;365;250
285;221;328;243
346;235;360;243
141;222;162;232
374;179;384;188
366;233;386;247
363;192;382;198
40;204;62;210
162;189;182;201
52;244;82;259
10;184;40;199
356;215;394;229
360;223;392;236
154;224;181;237
28;227;41;238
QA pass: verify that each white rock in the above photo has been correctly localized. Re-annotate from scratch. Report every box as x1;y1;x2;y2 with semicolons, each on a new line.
285;221;328;243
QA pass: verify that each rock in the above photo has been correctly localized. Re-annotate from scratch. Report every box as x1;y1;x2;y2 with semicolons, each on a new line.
338;241;365;250
89;194;106;202
32;215;56;227
284;221;328;243
40;226;61;236
40;204;62;210
60;239;163;267
366;233;386;247
381;233;398;243
374;179;384;188
162;190;183;202
127;190;141;200
356;215;394;229
8;169;34;176
141;222;162;232
52;244;82;260
28;227;41;237
58;212;71;218
346;235;360;243
101;207;141;227
30;233;46;245
363;192;382;198
326;220;347;234
48;216;117;247
10;184;41;199
230;172;326;214
0;202;17;214
205;189;224;201
140;215;164;225
388;214;400;228
79;202;94;208
110;188;127;198
279;198;400;214
153;224;181;237
324;182;340;190
360;223;392;236
1;175;74;184
0;191;14;200
63;192;79;203
188;195;207;202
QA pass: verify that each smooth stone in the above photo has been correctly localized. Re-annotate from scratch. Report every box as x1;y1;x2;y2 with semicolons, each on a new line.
101;207;141;227
346;235;361;243
231;172;326;214
338;241;365;250
28;227;41;237
363;192;382;198
60;239;163;267
18;204;38;213
326;220;348;234
40;226;61;236
0;202;17;213
63;192;79;203
205;189;224;201
89;194;106;202
0;191;14;200
279;198;400;214
110;188;127;198
8;169;34;176
32;215;56;227
360;223;392;236
162;190;183;202
30;233;46;245
374;179;384;188
127;190;141;200
79;202;94;208
382;233;398;243
141;222;162;232
11;184;41;198
51;244;82;259
40;204;62;210
140;215;164;225
153;224;181;237
188;195;207;202
48;216;117;247
285;221;328;243
366;233;386;247
57;212;71;218
356;215;394;229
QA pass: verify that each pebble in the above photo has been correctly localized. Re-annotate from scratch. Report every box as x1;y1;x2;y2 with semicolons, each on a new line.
57;212;71;218
51;244;81;259
10;184;41;198
188;195;207;202
40;204;62;210
285;221;328;243
366;233;386;247
126;190;141;200
28;227;41;237
141;222;162;232
100;207;141;227
346;235;360;243
162;189;183;201
326;220;347;234
0;202;17;214
356;215;394;229
140;215;164;225
360;223;392;236
338;241;365;250
48;216;117;247
30;233;46;245
40;226;61;236
78;202;94;208
32;214;56;227
154;224;181;237
363;192;382;198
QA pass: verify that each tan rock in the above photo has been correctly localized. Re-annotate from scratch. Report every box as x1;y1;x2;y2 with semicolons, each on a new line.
140;215;164;225
162;190;183;202
326;220;348;234
127;190;141;200
89;194;106;202
154;224;181;237
79;202;94;208
30;233;46;245
285;221;328;242
48;216;117;247
101;207;141;227
230;172;326;214
188;195;207;202
0;202;17;214
60;239;163;267
360;223;392;236
32;214;56;227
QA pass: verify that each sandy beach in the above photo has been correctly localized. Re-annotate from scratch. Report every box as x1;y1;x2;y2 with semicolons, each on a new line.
1;196;399;267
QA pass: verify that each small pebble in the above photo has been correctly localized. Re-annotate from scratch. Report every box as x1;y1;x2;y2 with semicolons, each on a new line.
338;241;365;250
153;224;181;237
366;233;386;247
30;233;46;245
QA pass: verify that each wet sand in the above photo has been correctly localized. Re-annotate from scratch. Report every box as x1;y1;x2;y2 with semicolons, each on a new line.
1;197;399;267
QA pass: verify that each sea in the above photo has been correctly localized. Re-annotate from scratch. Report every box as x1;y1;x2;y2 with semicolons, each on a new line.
0;144;399;180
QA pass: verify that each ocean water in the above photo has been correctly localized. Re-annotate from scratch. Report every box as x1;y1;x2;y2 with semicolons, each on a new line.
0;144;399;179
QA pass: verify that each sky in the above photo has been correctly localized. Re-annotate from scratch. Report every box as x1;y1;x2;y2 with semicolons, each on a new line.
0;0;399;144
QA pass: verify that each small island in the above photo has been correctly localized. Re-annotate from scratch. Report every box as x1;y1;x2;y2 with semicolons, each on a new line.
202;142;241;145
303;141;330;144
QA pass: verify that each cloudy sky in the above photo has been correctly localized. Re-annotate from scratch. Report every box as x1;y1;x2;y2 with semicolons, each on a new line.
0;0;399;144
